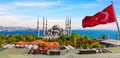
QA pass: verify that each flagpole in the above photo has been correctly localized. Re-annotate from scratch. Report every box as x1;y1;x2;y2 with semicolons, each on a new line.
111;0;120;40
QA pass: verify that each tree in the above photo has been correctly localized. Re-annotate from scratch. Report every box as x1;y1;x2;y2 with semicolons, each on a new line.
90;41;102;48
42;38;49;42
56;39;62;45
25;35;36;42
7;36;17;44
58;35;66;46
102;34;106;39
15;35;26;41
0;38;4;47
0;35;6;39
82;43;90;49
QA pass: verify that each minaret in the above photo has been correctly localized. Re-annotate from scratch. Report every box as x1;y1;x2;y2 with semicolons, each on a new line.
65;17;72;37
69;17;72;36
65;19;67;36
65;17;68;37
68;18;70;37
45;18;48;35
43;17;45;37
37;18;40;38
65;18;67;36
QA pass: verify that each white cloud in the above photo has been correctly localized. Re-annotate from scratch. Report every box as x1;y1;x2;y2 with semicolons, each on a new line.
0;15;119;30
0;15;36;28
0;16;83;29
47;19;65;29
0;0;119;30
96;0;110;3
13;1;61;7
96;0;120;3
56;0;62;3
81;3;101;8
60;3;101;11
44;18;82;29
0;4;15;15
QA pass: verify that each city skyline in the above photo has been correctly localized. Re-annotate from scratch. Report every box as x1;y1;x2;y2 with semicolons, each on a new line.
0;0;120;30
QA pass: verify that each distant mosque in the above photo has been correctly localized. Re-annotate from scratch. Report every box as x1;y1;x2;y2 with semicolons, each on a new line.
37;17;72;39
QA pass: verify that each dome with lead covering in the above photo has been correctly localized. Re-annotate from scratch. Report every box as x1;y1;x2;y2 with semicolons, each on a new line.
52;25;62;30
46;25;64;38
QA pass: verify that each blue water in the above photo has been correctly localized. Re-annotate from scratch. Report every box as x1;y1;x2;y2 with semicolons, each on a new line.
72;30;117;39
0;30;118;39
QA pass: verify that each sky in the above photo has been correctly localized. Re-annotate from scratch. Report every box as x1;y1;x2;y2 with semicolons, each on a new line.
0;0;120;30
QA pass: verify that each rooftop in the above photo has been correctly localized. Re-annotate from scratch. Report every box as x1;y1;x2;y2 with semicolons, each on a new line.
1;47;120;58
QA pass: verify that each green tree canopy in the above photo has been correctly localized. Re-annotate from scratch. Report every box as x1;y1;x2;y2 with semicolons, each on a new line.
102;34;106;39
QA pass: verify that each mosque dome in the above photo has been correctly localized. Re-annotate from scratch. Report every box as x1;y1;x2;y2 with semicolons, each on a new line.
47;25;64;37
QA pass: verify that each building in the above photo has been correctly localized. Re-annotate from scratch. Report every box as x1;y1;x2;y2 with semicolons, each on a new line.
45;25;65;39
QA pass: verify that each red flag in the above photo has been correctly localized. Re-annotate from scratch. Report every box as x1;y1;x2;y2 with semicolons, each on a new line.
82;4;116;28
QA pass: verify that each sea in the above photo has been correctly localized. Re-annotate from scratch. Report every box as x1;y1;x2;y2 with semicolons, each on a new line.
0;30;118;39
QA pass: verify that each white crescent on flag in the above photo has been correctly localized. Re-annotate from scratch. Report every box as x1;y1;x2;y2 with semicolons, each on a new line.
101;12;109;22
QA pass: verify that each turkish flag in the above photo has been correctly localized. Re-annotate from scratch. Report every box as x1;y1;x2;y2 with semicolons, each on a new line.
82;4;116;28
